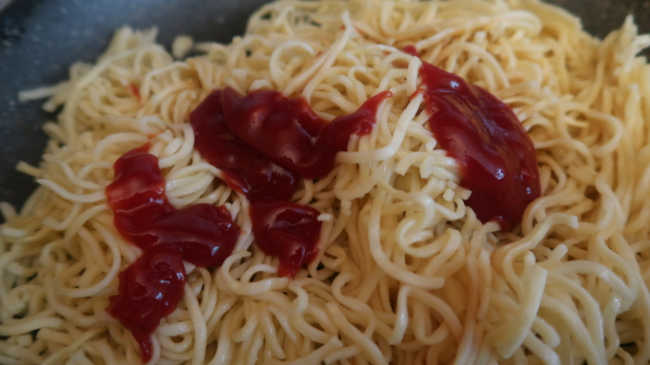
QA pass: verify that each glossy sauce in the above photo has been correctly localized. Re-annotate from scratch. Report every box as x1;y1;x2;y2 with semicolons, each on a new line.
221;88;392;179
106;146;240;362
419;61;540;230
107;245;185;362
191;88;390;276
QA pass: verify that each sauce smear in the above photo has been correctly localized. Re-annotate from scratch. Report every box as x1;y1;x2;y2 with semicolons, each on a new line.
106;146;240;362
250;201;321;276
191;88;390;275
106;145;173;250
419;61;540;230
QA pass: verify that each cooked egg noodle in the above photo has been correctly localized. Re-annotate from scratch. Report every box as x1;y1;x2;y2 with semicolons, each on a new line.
2;0;650;364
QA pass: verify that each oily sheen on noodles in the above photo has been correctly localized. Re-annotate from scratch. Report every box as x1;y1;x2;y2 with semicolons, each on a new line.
2;0;650;364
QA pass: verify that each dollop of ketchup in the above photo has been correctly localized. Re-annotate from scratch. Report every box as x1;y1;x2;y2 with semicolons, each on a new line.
250;201;321;277
191;88;390;275
106;146;240;362
417;58;540;230
107;245;185;362
190;91;298;201
220;88;391;179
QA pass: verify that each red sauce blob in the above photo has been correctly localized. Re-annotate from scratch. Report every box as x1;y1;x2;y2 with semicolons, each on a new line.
107;245;185;362
250;201;322;276
106;147;240;266
191;88;390;276
403;45;419;57
106;146;240;362
419;62;540;230
148;204;240;267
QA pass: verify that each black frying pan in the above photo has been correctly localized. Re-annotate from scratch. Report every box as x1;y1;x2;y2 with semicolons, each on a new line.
0;0;648;208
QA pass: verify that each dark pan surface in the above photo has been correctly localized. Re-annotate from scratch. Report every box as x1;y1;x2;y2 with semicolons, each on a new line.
0;0;648;208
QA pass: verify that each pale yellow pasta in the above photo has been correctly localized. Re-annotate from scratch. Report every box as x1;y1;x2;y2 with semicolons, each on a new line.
2;0;650;364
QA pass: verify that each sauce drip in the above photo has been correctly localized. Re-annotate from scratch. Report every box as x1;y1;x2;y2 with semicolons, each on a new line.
403;45;419;57
106;146;240;362
250;201;321;276
190;91;298;201
418;61;540;230
191;88;390;275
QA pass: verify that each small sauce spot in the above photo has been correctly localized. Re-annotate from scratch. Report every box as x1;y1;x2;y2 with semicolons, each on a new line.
107;245;185;362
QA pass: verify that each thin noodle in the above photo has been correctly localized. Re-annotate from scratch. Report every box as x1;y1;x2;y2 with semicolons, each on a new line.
1;0;650;364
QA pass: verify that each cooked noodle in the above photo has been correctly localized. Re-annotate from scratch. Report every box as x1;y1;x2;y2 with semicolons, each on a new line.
2;0;650;364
